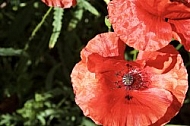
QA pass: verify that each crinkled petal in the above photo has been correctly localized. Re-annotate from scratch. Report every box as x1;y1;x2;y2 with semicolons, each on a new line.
137;45;179;74
108;0;172;51
81;32;126;62
137;45;188;124
151;94;182;126
137;45;188;96
163;1;190;19
169;19;190;51
71;61;100;122
41;0;76;8
87;53;133;73
135;0;169;16
87;87;174;126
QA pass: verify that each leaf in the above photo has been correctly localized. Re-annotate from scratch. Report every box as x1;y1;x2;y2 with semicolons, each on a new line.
0;48;23;56
105;16;111;32
49;7;64;49
68;9;83;31
37;115;46;125
80;117;96;126
78;0;100;17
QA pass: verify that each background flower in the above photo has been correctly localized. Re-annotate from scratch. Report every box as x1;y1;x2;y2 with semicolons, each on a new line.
41;0;76;8
108;0;190;51
71;32;188;126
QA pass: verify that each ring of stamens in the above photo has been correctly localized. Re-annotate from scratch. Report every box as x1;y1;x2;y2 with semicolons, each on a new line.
114;64;150;90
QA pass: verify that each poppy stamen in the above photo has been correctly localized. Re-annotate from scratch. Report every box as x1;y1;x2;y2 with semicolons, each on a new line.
114;64;150;90
125;95;133;100
165;18;169;22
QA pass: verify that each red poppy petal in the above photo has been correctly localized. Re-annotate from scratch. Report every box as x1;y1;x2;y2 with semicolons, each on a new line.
135;0;169;16
87;88;173;126
71;61;101;122
87;53;129;73
137;45;178;73
108;0;172;51
137;45;188;105
41;0;76;8
172;31;182;42
152;95;181;126
81;32;126;62
169;19;190;51
150;68;188;103
164;1;190;19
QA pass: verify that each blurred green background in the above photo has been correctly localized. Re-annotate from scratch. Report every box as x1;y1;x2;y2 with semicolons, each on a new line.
0;0;189;125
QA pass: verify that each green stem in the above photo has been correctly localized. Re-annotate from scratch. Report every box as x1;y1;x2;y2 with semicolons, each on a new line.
176;44;182;50
130;49;139;61
133;50;138;60
28;7;53;42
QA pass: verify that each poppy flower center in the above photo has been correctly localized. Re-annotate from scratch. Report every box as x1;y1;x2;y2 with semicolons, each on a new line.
122;74;133;86
114;64;150;90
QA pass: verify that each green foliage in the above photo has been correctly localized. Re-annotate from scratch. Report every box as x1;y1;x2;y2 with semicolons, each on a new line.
77;0;100;17
0;48;23;56
104;16;111;32
0;0;107;125
49;8;64;48
67;8;83;31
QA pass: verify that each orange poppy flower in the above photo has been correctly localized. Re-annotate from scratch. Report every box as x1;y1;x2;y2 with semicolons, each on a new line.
41;0;76;8
108;0;190;51
71;32;188;126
